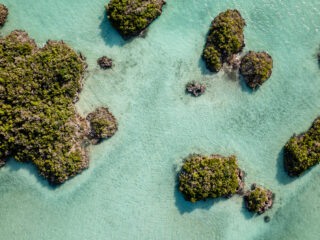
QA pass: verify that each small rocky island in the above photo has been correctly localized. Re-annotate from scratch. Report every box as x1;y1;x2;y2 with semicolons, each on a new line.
178;154;244;202
86;107;118;144
0;4;8;27
98;56;113;69
0;31;118;185
106;0;166;39
244;184;273;214
284;117;320;177
186;82;206;97
240;51;273;89
202;9;246;72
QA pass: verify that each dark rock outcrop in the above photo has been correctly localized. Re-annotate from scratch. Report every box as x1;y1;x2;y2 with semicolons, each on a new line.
244;184;273;214
240;51;273;89
98;56;113;69
0;4;8;27
106;0;166;39
264;216;271;223
186;82;206;97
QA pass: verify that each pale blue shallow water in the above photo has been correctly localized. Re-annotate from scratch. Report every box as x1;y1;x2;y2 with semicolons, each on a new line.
0;0;319;239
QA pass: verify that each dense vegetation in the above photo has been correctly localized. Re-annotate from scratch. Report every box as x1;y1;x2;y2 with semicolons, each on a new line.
240;51;273;89
0;31;117;184
87;107;118;144
244;184;273;214
178;154;244;203
284;117;320;177
202;9;246;72
106;0;165;39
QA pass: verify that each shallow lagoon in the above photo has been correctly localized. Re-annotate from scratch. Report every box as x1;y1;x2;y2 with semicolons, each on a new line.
0;0;319;239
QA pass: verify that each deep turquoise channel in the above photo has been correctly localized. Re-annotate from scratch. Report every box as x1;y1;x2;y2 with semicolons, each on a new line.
0;0;319;239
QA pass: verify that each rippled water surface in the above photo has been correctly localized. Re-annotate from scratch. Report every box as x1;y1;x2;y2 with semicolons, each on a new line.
0;0;319;239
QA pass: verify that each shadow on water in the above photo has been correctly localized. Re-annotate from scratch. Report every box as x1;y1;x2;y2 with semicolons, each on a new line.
275;148;295;185
238;74;254;94
99;13;129;47
5;158;60;190
174;186;215;214
240;198;254;220
174;186;227;214
198;56;218;76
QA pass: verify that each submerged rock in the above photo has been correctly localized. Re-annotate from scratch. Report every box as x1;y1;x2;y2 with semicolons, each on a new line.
240;51;273;89
178;154;244;203
106;0;166;39
86;107;118;144
244;184;273;214
98;56;113;69
0;4;8;27
264;216;271;223
202;9;246;72
186;82;206;97
284;117;320;177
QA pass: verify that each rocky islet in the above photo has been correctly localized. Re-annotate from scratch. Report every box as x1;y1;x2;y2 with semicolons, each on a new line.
0;30;117;185
240;51;273;89
185;82;206;97
98;56;113;69
86;107;118;145
178;154;244;203
202;9;246;72
106;0;166;39
284;117;320;177
244;184;274;214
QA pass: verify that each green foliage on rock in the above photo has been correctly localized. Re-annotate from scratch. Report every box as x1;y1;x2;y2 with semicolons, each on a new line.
0;30;89;184
284;117;320;177
202;9;246;72
178;154;244;203
86;107;118;144
244;184;273;214
202;45;222;72
106;0;165;39
240;51;273;89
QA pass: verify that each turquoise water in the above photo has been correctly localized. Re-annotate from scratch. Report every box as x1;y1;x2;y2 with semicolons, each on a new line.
0;0;319;239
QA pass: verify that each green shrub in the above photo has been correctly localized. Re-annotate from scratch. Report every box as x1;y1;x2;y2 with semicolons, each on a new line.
202;45;222;72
